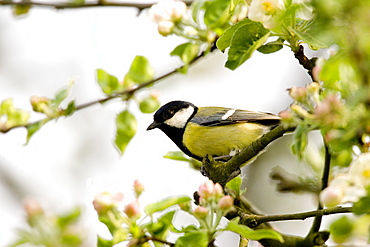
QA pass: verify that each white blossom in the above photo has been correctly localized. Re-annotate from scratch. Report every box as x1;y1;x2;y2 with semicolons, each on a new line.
147;0;187;24
320;153;370;207
349;152;370;187
293;0;314;20
248;0;285;28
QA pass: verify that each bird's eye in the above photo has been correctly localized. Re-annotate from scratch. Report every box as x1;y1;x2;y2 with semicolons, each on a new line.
164;110;175;119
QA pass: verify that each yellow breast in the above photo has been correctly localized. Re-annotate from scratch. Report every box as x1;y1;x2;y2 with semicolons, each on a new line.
183;122;268;158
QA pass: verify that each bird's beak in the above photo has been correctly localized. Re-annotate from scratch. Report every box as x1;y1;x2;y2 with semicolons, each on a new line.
147;121;161;130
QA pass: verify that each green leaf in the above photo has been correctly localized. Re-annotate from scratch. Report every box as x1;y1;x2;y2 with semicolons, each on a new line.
353;196;370;215
225;218;283;242
225;176;243;196
145;211;176;240
217;18;252;52
164;151;190;162
225;22;270;70
54;83;72;105
170;43;200;74
97;236;114;247
144;196;191;215
292;28;331;50
139;96;160;114
329;216;353;244
114;110;137;155
290;123;308;160
319;53;342;84
57;207;81;228
26;119;49;144
175;231;209;247
257;40;284;54
124;56;154;85
13;4;31;16
112;227;129;244
163;151;202;171
203;0;231;34
64;100;76;116
96;69;120;95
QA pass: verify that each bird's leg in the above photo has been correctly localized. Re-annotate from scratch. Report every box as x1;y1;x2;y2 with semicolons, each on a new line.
213;149;241;161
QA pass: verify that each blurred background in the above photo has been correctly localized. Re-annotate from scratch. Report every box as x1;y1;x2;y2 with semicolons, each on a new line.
0;2;324;246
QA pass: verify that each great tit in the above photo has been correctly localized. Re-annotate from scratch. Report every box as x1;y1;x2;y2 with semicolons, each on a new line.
147;100;281;161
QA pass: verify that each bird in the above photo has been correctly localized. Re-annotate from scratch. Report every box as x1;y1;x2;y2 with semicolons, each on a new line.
147;100;281;162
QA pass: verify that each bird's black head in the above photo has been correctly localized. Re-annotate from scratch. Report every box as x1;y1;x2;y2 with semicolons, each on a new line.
147;101;197;130
146;101;199;159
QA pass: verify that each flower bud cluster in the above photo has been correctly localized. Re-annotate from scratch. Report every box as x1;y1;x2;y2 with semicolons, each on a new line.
198;179;223;201
92;191;125;214
193;180;234;223
147;0;187;36
0;98;30;132
147;0;215;43
281;81;348;132
30;96;62;118
320;152;370;207
92;179;144;219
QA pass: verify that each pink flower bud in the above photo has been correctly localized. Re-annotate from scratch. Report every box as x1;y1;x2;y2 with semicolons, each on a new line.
193;206;208;219
314;95;342;125
124;200;141;218
92;192;124;214
198;180;224;202
171;1;187;20
133;179;145;198
157;21;174;36
288;86;307;101
218;195;234;211
198;180;214;199
23;197;43;218
279;110;292;121
320;186;343;207
312;65;321;82
214;183;223;197
30;96;51;113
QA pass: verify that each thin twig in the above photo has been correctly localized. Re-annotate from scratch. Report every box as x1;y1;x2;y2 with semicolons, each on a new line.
243;206;352;227
0;0;153;11
0;48;208;134
309;142;331;233
0;0;193;11
293;45;317;81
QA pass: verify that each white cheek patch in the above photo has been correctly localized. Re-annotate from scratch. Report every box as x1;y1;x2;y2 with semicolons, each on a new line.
221;109;236;120
165;106;195;128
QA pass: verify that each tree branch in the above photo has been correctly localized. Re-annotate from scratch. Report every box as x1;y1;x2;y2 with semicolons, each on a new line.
203;125;290;186
0;0;153;11
0;0;193;11
0;47;209;134
229;198;350;247
309;142;331;233
239;206;352;228
293;45;317;81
